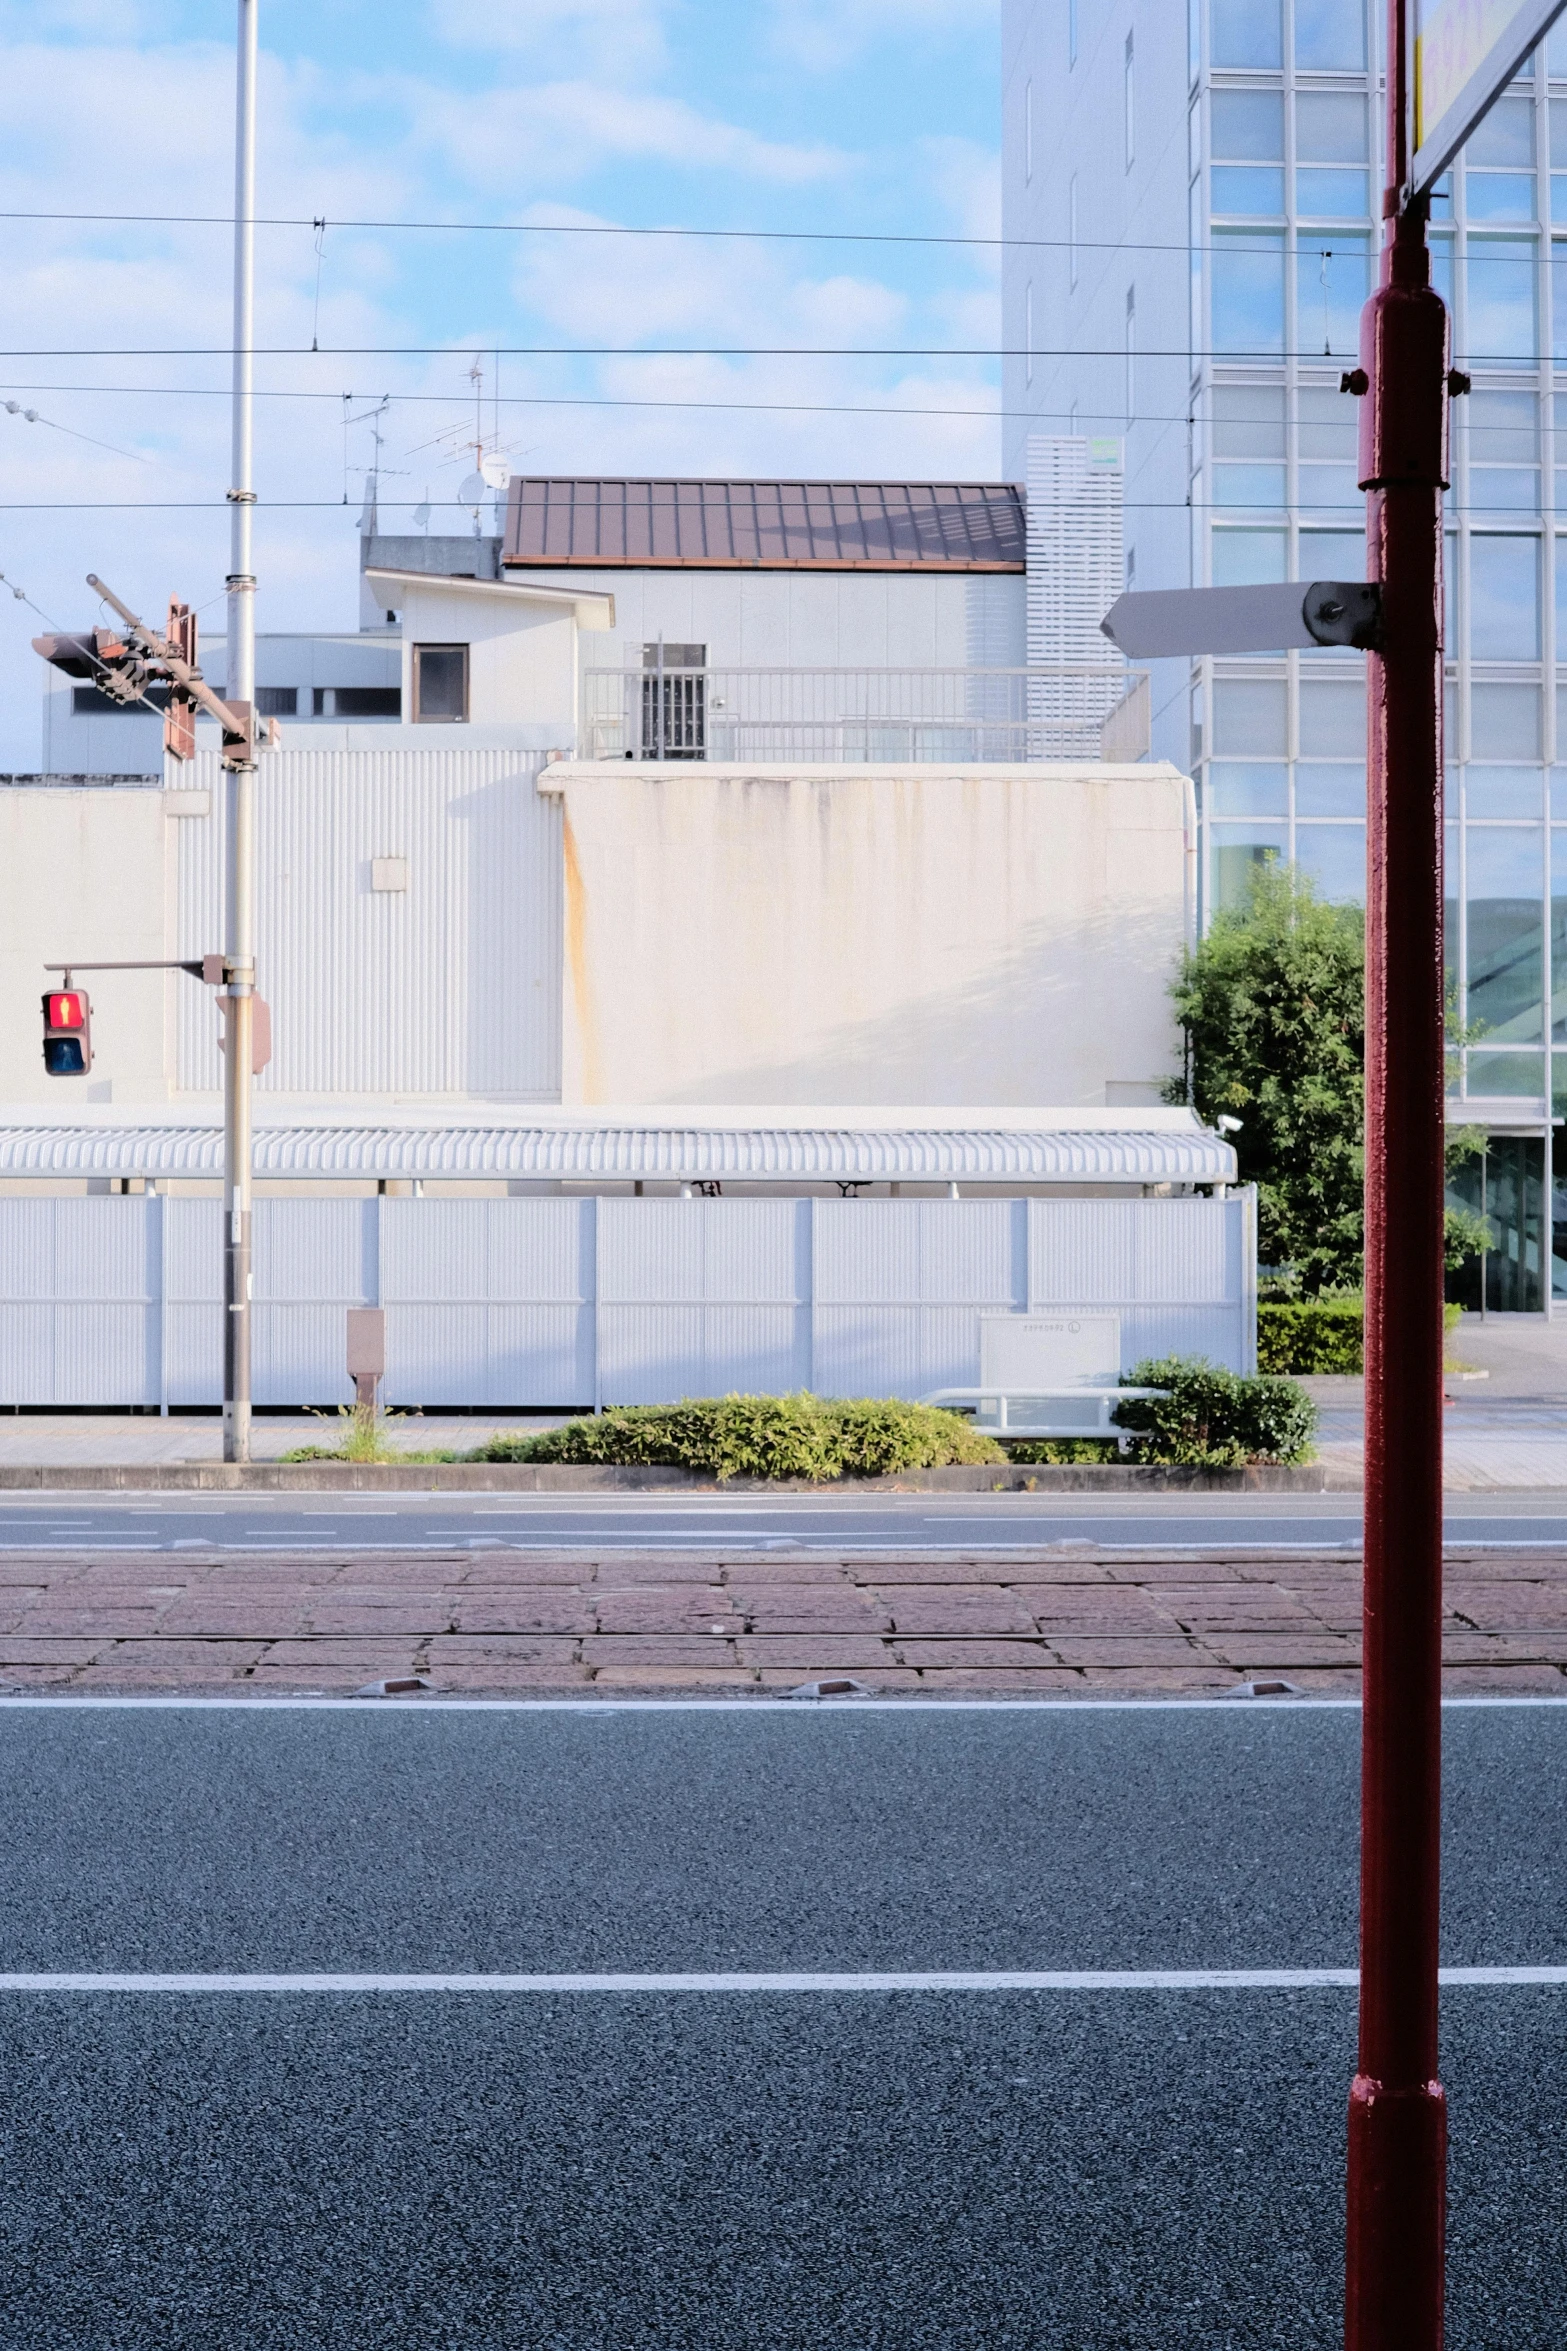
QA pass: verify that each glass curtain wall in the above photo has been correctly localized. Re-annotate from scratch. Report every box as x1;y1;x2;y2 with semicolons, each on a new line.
1189;0;1566;1304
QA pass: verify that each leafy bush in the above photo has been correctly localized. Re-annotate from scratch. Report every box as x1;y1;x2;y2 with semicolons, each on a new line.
1258;1297;1364;1374
1002;1438;1120;1465
466;1392;1004;1480
1258;1297;1466;1376
1111;1356;1316;1468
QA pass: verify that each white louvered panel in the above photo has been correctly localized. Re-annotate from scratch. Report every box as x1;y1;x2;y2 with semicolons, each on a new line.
1131;1198;1236;1304
175;748;561;1101
811;1305;983;1399
1028;1199;1138;1305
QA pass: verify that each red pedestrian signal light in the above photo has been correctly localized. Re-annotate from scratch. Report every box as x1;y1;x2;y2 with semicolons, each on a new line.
41;988;92;1075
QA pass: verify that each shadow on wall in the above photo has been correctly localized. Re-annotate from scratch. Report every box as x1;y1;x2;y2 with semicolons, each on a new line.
666;901;1182;1108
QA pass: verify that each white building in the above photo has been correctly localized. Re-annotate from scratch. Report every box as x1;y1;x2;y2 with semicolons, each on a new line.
2;480;1245;1409
1003;0;1566;1312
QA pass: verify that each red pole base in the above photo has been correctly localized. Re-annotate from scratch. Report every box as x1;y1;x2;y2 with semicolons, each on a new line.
1345;2072;1447;2350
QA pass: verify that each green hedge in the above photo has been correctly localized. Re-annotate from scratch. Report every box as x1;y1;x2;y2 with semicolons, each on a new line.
467;1392;1004;1481
1258;1298;1363;1373
1258;1297;1465;1375
1110;1357;1316;1469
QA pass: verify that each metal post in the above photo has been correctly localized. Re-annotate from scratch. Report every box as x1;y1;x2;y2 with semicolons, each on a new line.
223;0;258;1465
1346;0;1449;2336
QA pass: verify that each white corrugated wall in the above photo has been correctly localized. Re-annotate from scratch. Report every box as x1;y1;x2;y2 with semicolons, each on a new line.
0;1192;1253;1408
173;747;561;1099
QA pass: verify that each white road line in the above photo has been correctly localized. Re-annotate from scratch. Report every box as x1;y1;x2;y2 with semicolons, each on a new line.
0;1967;1561;1993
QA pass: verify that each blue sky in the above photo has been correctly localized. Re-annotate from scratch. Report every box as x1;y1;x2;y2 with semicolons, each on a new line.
0;0;1000;761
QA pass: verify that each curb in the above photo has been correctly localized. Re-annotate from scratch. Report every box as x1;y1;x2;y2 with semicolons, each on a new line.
0;1461;1358;1494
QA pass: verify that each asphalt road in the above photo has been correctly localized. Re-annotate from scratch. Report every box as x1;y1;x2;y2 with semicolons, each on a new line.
0;1702;1563;2347
6;1488;1567;1548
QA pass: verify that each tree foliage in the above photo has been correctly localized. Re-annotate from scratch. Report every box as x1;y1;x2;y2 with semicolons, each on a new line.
1167;864;1484;1295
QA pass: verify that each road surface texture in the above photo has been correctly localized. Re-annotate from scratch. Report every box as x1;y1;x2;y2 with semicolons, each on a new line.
0;1698;1562;2348
4;1486;1567;1691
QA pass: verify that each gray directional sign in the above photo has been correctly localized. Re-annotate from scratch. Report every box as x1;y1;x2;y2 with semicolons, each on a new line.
1099;580;1382;659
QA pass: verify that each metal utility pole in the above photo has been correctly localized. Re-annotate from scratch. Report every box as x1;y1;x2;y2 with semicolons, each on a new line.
1346;0;1449;2338
224;0;259;1464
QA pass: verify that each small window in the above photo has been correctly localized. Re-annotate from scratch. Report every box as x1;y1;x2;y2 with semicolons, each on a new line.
333;686;402;718
412;644;468;723
72;683;170;715
1024;77;1032;182
1124;32;1134;170
255;686;297;717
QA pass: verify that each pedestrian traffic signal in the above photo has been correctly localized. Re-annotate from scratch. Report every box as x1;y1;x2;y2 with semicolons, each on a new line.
41;988;92;1075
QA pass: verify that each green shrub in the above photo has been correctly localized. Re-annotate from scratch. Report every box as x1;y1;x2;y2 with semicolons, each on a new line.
1258;1297;1363;1374
1258;1296;1466;1376
1001;1438;1120;1465
465;1392;1004;1480
1111;1356;1316;1468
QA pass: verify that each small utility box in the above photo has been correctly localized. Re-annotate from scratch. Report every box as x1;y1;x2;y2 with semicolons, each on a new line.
346;1308;386;1409
979;1312;1122;1390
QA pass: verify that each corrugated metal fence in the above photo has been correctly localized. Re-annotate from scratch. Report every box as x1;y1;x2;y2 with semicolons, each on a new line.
0;1192;1255;1409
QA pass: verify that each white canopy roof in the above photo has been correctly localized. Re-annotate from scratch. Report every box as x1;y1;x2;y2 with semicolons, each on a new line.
0;1105;1236;1184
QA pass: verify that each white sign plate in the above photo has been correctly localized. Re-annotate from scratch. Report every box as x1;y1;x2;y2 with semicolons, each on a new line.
1410;0;1567;197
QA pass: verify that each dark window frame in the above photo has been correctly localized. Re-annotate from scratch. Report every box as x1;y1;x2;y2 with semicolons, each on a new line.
412;642;470;724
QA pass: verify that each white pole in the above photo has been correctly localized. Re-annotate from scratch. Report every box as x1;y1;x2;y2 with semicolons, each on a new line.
223;0;258;1464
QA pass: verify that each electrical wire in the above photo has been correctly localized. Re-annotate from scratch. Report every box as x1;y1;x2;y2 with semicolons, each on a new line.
0;205;1388;260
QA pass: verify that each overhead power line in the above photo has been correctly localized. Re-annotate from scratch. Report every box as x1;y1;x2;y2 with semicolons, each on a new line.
0;206;1382;261
0;378;1546;441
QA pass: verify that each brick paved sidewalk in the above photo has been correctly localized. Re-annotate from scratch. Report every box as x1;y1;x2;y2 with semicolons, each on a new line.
2;1546;1565;1695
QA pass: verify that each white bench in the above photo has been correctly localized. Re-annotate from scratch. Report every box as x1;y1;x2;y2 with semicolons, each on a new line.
919;1385;1169;1445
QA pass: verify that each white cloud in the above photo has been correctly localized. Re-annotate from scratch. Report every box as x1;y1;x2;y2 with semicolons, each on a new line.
426;0;671;79
765;0;986;73
386;76;850;193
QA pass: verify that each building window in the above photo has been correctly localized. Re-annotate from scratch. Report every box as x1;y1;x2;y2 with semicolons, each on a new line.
1210;89;1285;220
1212;0;1281;70
71;684;170;715
1464;237;1539;364
1465;95;1536;224
1211;230;1286;354
1295;90;1370;220
411;643;469;723
256;686;297;717
312;685;401;718
1124;284;1136;421
1297;233;1371;359
640;642;706;759
1211;383;1286;510
1068;176;1078;287
1124;32;1134;171
1024;77;1033;182
1295;0;1366;70
1469;536;1541;661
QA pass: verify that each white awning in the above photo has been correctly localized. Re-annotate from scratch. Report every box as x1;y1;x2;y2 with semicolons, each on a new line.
0;1109;1236;1184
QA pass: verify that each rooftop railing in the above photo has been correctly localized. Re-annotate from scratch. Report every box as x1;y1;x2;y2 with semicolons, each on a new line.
579;663;1151;764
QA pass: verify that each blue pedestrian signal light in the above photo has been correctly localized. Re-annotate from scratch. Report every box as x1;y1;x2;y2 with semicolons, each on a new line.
42;988;92;1076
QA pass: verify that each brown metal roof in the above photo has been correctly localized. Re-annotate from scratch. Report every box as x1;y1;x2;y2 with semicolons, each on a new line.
501;478;1025;572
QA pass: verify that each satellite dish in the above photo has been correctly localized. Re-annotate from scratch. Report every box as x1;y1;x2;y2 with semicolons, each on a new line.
458;471;486;506
481;454;509;490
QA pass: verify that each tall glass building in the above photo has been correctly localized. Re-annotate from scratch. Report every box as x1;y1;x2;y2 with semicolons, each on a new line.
1003;0;1567;1309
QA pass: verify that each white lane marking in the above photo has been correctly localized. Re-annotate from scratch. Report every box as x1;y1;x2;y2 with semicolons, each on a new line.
0;1967;1561;1994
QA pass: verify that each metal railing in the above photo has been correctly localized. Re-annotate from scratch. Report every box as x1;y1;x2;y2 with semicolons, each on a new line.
580;663;1150;764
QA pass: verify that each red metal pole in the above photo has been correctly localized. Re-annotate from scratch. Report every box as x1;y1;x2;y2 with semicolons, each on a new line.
1346;0;1449;2342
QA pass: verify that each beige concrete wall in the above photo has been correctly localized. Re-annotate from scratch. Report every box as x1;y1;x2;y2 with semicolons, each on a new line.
0;785;175;1106
540;760;1195;1109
